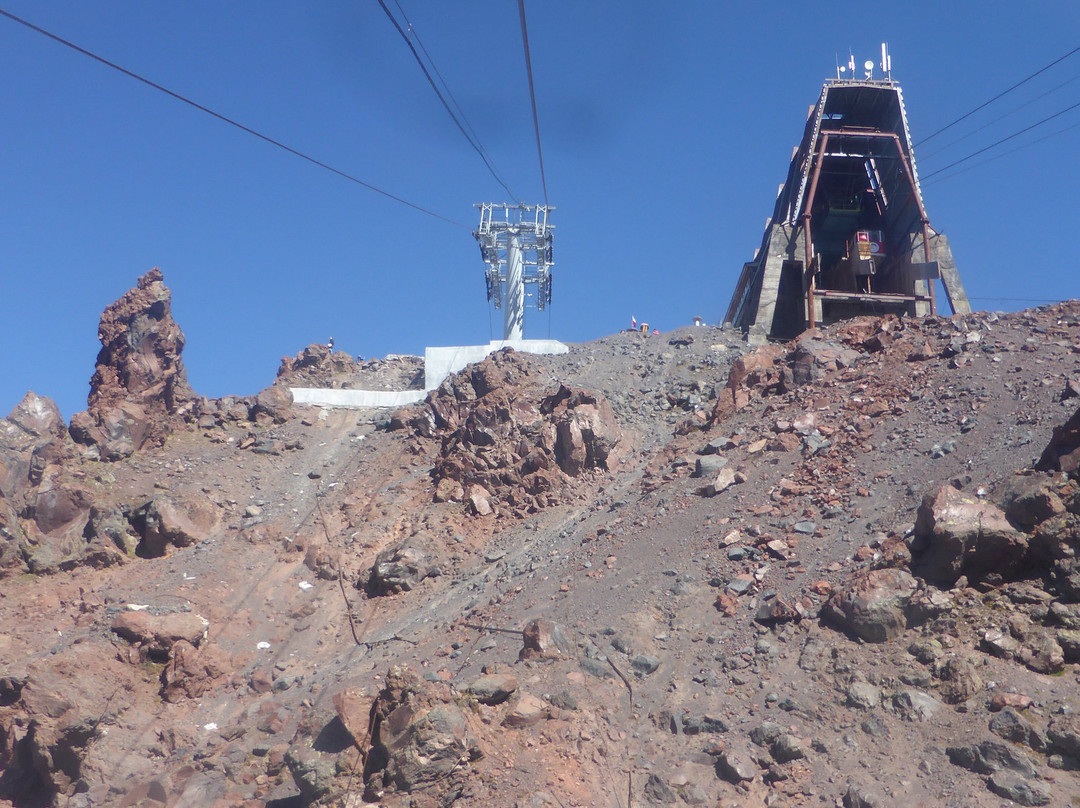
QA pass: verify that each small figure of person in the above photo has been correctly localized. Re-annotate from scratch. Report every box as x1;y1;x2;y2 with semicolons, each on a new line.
327;336;335;351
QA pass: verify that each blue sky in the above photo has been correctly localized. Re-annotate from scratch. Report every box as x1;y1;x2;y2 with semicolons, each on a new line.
2;2;1078;420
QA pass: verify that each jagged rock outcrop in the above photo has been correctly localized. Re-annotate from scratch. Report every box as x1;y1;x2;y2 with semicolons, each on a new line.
707;334;860;426
365;541;439;595
277;343;357;387
410;350;624;516
0;393;88;575
360;666;469;798
277;343;426;391
70;269;196;460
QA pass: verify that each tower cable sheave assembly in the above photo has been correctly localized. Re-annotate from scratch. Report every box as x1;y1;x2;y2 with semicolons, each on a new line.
473;203;554;341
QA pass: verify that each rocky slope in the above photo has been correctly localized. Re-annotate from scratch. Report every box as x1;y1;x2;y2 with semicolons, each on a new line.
2;271;1080;808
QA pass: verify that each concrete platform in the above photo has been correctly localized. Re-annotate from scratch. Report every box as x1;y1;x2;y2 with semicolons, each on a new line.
289;388;426;409
290;339;568;410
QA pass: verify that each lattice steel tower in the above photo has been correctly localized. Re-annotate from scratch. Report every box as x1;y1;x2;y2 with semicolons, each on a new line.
474;203;555;341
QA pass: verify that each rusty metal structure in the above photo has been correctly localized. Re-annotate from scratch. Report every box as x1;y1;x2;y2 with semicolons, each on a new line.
725;58;970;339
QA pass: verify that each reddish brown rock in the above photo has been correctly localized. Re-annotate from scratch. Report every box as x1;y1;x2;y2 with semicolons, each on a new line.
7;392;66;441
160;640;229;702
363;666;468;795
1;393;72;507
332;688;372;748
252;384;293;424
467;674;518;705
710;344;787;423
276;342;363;387
714;592;739;616
111;610;209;659
520;618;570;660
466;484;493;516
767;432;802;453
989;692;1034;712
503;693;548;727
1001;472;1066;527
132;494;221;557
433;477;463;503
911;485;1027;585
30;484;93;536
73;269;196;459
421;352;622;515
1038;404;1080;475
544;386;622;476
20;483;95;573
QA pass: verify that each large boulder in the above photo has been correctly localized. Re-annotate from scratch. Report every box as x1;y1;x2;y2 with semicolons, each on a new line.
823;568;919;643
7;392;66;441
790;337;861;384
71;269;196;459
544;386;622;476
1000;472;1066;527
1;670;105;802
365;542;437;596
19;483;95;574
252;384;293;424
911;485;1028;586
709;344;787;423
111;610;209;661
1038;405;1080;475
1;393;70;500
159;639;229;702
130;494;220;557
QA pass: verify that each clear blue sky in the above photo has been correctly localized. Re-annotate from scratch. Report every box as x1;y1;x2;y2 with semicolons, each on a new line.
2;2;1078;420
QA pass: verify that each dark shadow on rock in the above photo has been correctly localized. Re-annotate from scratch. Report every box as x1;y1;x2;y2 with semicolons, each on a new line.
265;796;305;808
313;715;355;754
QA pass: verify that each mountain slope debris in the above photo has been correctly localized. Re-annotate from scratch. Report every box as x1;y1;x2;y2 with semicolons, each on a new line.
3;273;1080;806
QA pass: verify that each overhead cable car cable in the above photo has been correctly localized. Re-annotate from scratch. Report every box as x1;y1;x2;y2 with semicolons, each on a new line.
390;0;486;155
376;0;519;203
923;116;1080;187
920;70;1080;161
921;98;1080;180
0;8;466;228
517;0;549;206
917;44;1080;146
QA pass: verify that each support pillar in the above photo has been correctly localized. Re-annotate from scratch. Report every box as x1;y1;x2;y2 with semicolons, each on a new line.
504;233;524;341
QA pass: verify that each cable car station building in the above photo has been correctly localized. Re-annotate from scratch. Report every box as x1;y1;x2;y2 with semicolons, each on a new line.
724;64;970;340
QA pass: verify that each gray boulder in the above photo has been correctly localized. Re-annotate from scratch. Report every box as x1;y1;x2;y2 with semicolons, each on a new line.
823;568;918;643
987;771;1051;806
946;740;1038;778
366;542;436;595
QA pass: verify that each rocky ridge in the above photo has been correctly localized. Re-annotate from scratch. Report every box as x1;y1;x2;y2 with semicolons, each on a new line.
2;273;1080;806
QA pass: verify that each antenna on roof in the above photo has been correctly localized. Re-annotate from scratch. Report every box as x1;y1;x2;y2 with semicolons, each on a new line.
880;42;892;78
